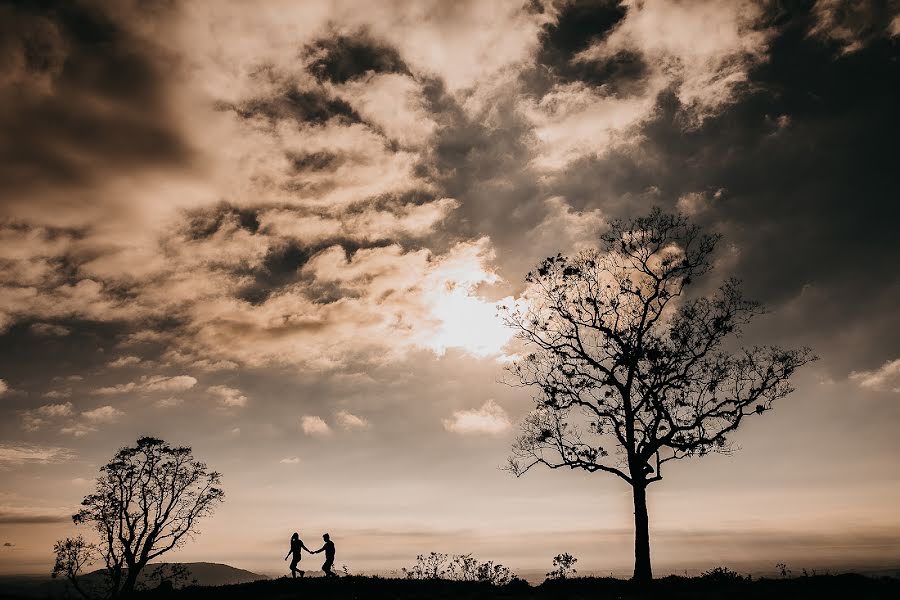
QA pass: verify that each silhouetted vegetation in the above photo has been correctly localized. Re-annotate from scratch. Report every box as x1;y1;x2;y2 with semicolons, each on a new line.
403;552;518;585
51;536;97;599
546;553;577;580
7;563;900;599
502;209;815;581
66;572;900;600
51;437;224;598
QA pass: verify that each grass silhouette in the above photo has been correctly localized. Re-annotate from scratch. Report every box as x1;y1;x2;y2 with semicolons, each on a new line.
128;572;899;600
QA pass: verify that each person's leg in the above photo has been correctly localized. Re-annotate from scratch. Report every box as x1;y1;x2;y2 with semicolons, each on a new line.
323;559;335;577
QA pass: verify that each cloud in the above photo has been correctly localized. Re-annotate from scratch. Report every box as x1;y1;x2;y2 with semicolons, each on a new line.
43;389;72;399
0;508;71;524
60;423;96;437
90;382;133;395
92;375;197;395
0;379;7;396
521;80;656;170
676;189;725;216
155;396;183;408
207;385;248;408
527;196;606;256
0;444;72;467
81;405;124;423
573;0;772;128
38;402;73;418
29;322;70;336
336;409;370;430
279;457;301;464
144;375;197;392
305;29;409;85
850;359;900;393
20;402;74;431
442;399;511;435
301;415;331;436
808;0;900;54
35;403;123;437
108;355;142;368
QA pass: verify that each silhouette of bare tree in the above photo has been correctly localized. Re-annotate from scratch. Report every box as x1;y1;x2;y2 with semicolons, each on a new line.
55;436;224;597
503;209;815;582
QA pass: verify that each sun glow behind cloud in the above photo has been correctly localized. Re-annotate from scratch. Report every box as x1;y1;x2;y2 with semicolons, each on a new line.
421;240;517;358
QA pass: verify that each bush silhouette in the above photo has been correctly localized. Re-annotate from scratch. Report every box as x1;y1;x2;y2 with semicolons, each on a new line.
546;553;578;580
403;552;517;585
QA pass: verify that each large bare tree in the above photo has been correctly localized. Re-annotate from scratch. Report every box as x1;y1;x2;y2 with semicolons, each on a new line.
62;436;224;596
503;209;814;582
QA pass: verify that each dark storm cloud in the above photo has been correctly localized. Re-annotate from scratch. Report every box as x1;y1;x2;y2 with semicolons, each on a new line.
184;203;261;240
221;87;362;126
0;0;190;195
527;0;647;96
807;0;900;53
415;78;543;255
536;3;900;371
305;30;409;84
287;151;344;173
177;196;440;306
0;319;141;390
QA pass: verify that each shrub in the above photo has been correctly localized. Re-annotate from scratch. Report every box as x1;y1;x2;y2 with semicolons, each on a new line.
546;553;578;580
403;552;517;585
700;566;749;582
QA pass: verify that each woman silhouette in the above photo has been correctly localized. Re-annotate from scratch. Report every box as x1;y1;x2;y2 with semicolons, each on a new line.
284;532;312;578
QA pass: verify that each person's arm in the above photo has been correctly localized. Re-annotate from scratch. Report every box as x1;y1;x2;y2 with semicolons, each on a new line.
284;549;291;560
311;545;324;554
300;542;315;554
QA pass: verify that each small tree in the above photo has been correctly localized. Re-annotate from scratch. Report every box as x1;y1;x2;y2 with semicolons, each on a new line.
64;436;224;596
52;536;98;599
546;552;578;580
503;209;814;582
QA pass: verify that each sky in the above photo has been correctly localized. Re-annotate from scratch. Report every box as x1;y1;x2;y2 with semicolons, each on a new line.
1;0;899;579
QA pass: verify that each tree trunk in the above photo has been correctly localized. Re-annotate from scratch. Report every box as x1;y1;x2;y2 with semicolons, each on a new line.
121;564;141;596
631;482;652;582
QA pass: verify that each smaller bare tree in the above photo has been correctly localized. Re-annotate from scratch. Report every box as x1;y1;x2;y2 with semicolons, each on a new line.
52;536;97;599
60;436;224;597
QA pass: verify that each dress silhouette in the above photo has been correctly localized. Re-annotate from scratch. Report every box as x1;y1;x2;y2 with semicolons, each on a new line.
313;533;337;578
284;532;312;578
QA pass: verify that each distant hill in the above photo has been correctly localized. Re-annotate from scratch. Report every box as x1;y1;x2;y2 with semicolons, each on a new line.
123;562;268;587
0;563;266;599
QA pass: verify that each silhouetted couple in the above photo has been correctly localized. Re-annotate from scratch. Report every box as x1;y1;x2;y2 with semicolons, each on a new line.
285;532;336;578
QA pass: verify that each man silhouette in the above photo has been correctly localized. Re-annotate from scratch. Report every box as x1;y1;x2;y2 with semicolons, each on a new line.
284;532;312;578
313;533;337;577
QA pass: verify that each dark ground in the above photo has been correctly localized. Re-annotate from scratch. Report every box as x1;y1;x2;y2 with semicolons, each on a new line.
4;573;900;600
146;573;899;600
